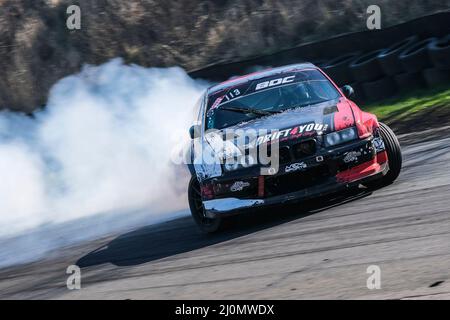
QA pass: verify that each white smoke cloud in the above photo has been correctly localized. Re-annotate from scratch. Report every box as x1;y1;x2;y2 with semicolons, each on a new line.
0;59;208;266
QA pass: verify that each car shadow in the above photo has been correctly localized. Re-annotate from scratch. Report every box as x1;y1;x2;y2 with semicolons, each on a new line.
76;188;373;268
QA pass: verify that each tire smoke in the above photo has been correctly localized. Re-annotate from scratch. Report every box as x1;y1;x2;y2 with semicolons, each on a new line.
0;59;208;267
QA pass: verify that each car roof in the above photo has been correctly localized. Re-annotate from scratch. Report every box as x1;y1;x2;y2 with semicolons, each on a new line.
207;62;317;95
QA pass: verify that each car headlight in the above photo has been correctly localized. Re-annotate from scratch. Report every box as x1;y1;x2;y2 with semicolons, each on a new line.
324;127;358;147
224;154;257;172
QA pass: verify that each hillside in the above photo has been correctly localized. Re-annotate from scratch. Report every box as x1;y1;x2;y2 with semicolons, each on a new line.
0;0;449;111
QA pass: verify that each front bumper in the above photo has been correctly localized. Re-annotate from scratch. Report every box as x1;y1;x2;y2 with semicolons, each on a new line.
202;137;388;217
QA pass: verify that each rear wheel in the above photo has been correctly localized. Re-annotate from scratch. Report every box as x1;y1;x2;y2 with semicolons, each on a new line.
379;122;402;185
188;176;223;233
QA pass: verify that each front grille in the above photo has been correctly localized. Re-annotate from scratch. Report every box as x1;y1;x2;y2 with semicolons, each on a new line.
264;145;292;165
265;164;331;197
279;146;291;164
292;140;316;159
266;139;317;165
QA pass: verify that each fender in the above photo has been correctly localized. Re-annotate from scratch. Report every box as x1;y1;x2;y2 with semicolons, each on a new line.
348;100;380;138
317;66;379;137
334;99;356;131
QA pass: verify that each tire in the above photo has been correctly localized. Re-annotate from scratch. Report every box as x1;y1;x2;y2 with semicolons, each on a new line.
188;176;223;233
311;59;328;68
349;49;385;83
362;77;396;102
243;65;269;74
377;36;418;76
423;68;450;87
379;122;402;185
321;52;360;86
399;37;437;73
428;35;450;70
393;72;426;92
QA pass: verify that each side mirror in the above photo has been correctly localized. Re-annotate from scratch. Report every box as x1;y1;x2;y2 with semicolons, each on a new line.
189;124;201;139
341;85;355;98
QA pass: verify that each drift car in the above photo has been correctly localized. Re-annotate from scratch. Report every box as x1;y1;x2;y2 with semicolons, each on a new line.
187;63;402;233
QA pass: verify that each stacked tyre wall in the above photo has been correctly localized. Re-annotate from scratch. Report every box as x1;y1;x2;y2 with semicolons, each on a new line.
189;12;450;104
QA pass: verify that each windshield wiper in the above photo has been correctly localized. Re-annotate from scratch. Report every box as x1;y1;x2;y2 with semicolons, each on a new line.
281;99;336;112
218;106;281;116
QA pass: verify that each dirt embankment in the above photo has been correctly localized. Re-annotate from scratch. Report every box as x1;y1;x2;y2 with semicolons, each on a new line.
0;0;449;111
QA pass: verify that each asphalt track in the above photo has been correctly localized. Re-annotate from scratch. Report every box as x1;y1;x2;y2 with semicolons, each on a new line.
1;128;450;299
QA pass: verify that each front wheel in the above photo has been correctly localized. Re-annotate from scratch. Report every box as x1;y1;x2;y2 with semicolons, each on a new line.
188;176;223;233
379;122;402;185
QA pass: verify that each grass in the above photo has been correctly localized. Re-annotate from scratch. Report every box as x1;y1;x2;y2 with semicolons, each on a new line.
363;86;450;122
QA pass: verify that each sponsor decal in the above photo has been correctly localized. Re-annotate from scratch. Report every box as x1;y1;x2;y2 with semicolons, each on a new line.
255;76;295;91
373;136;385;153
224;88;242;101
230;181;251;192
207;96;225;116
285;162;307;173
256;123;328;146
343;151;362;163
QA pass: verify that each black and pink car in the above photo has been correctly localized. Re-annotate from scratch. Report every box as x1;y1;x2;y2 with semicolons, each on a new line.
187;63;402;233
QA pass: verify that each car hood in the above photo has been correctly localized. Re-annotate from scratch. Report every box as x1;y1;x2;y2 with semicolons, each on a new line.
226;98;354;133
205;98;356;157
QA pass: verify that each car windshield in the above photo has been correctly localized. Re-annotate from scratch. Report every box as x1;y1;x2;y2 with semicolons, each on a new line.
206;69;341;130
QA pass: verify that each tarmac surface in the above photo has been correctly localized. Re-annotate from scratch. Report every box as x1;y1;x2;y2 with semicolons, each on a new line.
1;128;449;299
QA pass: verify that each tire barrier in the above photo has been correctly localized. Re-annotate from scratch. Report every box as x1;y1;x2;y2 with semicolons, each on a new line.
423;68;450;88
310;59;328;68
347;82;366;104
394;72;426;92
428;34;450;70
377;36;419;76
321;52;361;86
189;12;450;104
349;50;385;83
398;37;437;73
362;77;397;102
